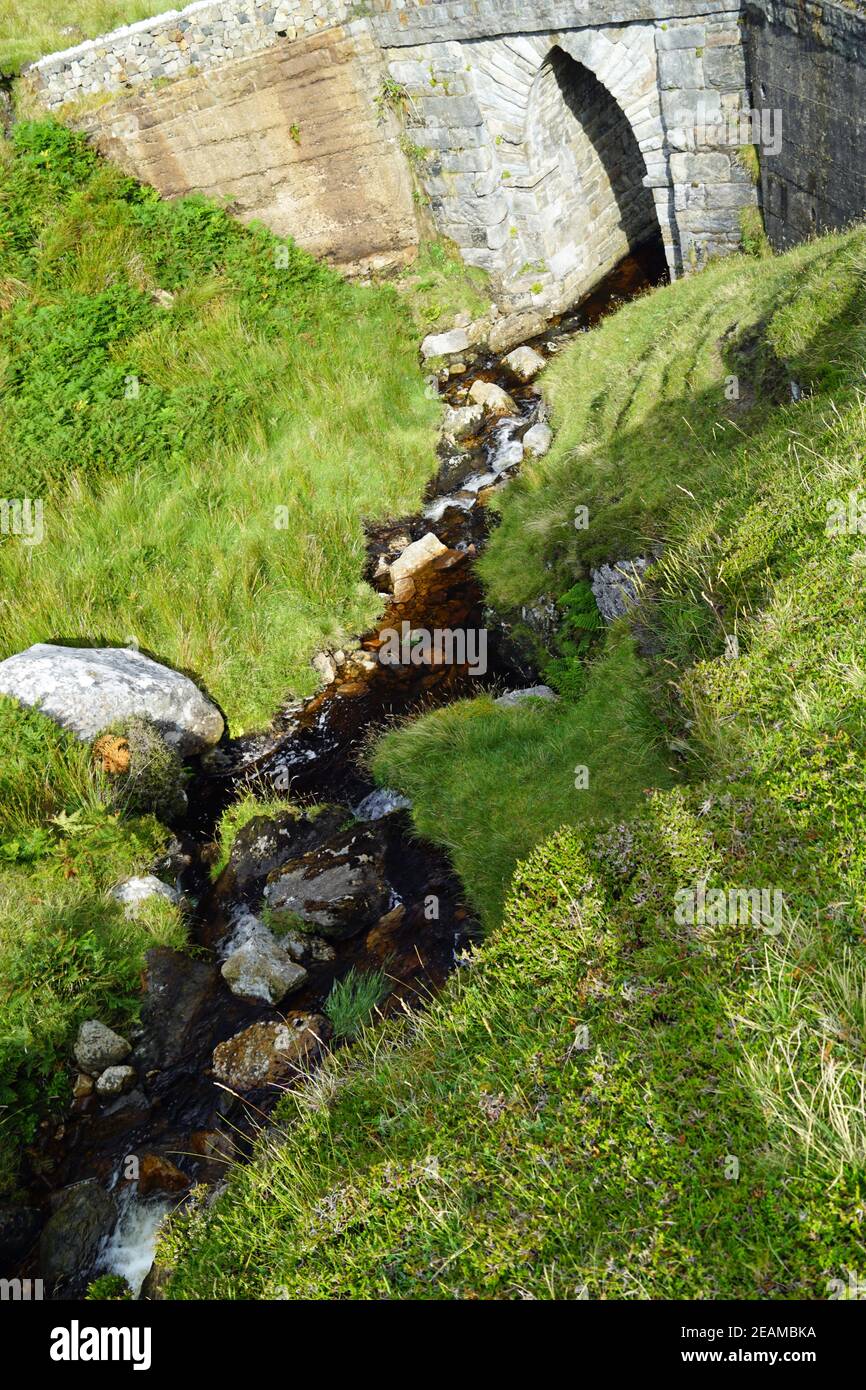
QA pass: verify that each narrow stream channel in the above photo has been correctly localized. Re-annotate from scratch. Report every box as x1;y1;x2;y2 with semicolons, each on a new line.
17;241;666;1298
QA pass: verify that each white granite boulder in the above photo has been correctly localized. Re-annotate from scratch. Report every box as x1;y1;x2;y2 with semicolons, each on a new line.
0;644;224;756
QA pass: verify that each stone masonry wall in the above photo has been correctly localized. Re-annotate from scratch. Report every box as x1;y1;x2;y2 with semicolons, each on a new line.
26;0;761;314
28;0;353;109
743;0;866;248
384;13;756;312
70;23;419;274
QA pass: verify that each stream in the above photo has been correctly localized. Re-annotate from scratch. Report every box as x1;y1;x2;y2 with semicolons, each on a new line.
12;241;666;1299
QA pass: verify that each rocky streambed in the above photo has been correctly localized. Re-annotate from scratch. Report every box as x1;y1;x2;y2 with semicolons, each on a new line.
5;243;665;1298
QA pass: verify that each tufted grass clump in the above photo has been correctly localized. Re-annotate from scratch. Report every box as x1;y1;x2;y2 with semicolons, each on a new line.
324;967;390;1039
93;716;188;822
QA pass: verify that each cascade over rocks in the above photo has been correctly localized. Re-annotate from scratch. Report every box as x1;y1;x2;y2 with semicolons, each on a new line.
0;644;224;755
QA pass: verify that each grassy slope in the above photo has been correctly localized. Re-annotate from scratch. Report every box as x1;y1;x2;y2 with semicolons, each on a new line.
0;697;185;1191
0;119;476;1191
162;228;866;1298
0;120;442;731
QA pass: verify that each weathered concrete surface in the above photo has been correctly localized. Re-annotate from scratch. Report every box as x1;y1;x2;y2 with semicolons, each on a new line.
744;0;866;249
72;25;420;273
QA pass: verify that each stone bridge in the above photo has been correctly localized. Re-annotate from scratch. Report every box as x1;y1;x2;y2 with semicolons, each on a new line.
23;0;866;315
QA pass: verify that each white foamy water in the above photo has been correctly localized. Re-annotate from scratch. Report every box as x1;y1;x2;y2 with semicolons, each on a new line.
99;1186;171;1297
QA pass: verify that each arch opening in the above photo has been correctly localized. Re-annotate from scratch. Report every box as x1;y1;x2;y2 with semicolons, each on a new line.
524;46;664;294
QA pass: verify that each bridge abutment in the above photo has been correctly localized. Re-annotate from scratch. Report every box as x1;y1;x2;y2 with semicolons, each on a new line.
20;0;866;312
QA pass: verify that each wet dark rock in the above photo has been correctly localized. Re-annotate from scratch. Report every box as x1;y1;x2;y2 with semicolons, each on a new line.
74;1020;131;1076
264;824;390;941
151;837;194;888
40;1180;116;1289
135;948;221;1073
216;805;346;898
0;1204;42;1262
138;1153;191;1197
211;1014;331;1092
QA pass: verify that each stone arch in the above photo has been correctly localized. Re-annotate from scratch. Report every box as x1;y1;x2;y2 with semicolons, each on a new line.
462;28;675;309
522;45;663;293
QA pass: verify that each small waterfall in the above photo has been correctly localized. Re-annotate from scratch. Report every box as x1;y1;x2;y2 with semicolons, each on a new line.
99;1185;172;1297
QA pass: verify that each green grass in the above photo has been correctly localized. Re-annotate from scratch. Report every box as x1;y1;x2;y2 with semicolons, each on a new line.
160;822;866;1299
0;1;157;74
160;225;866;1298
394;237;491;335
0;697;184;1193
373;628;671;925
0;120;440;731
324;967;390;1039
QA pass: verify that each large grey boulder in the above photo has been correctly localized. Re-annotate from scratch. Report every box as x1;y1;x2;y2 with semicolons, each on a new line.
0;644;223;756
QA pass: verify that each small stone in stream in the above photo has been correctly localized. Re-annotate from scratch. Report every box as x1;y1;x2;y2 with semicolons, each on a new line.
74;1019;131;1075
488;310;548;355
40;1181;116;1288
112;874;180;917
440;402;483;443
495;685;559;708
353;788;411;821
420;326;471;360
264;825;390;940
138;1153;191;1197
468;380;518;416
221;931;308;1006
590;557;651;623
523;422;553;457
211;1014;331;1092
281;930;335;964
502;345;546;382
73;1073;94;1099
95;1064;137;1097
390;532;449;605
312;651;337;684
